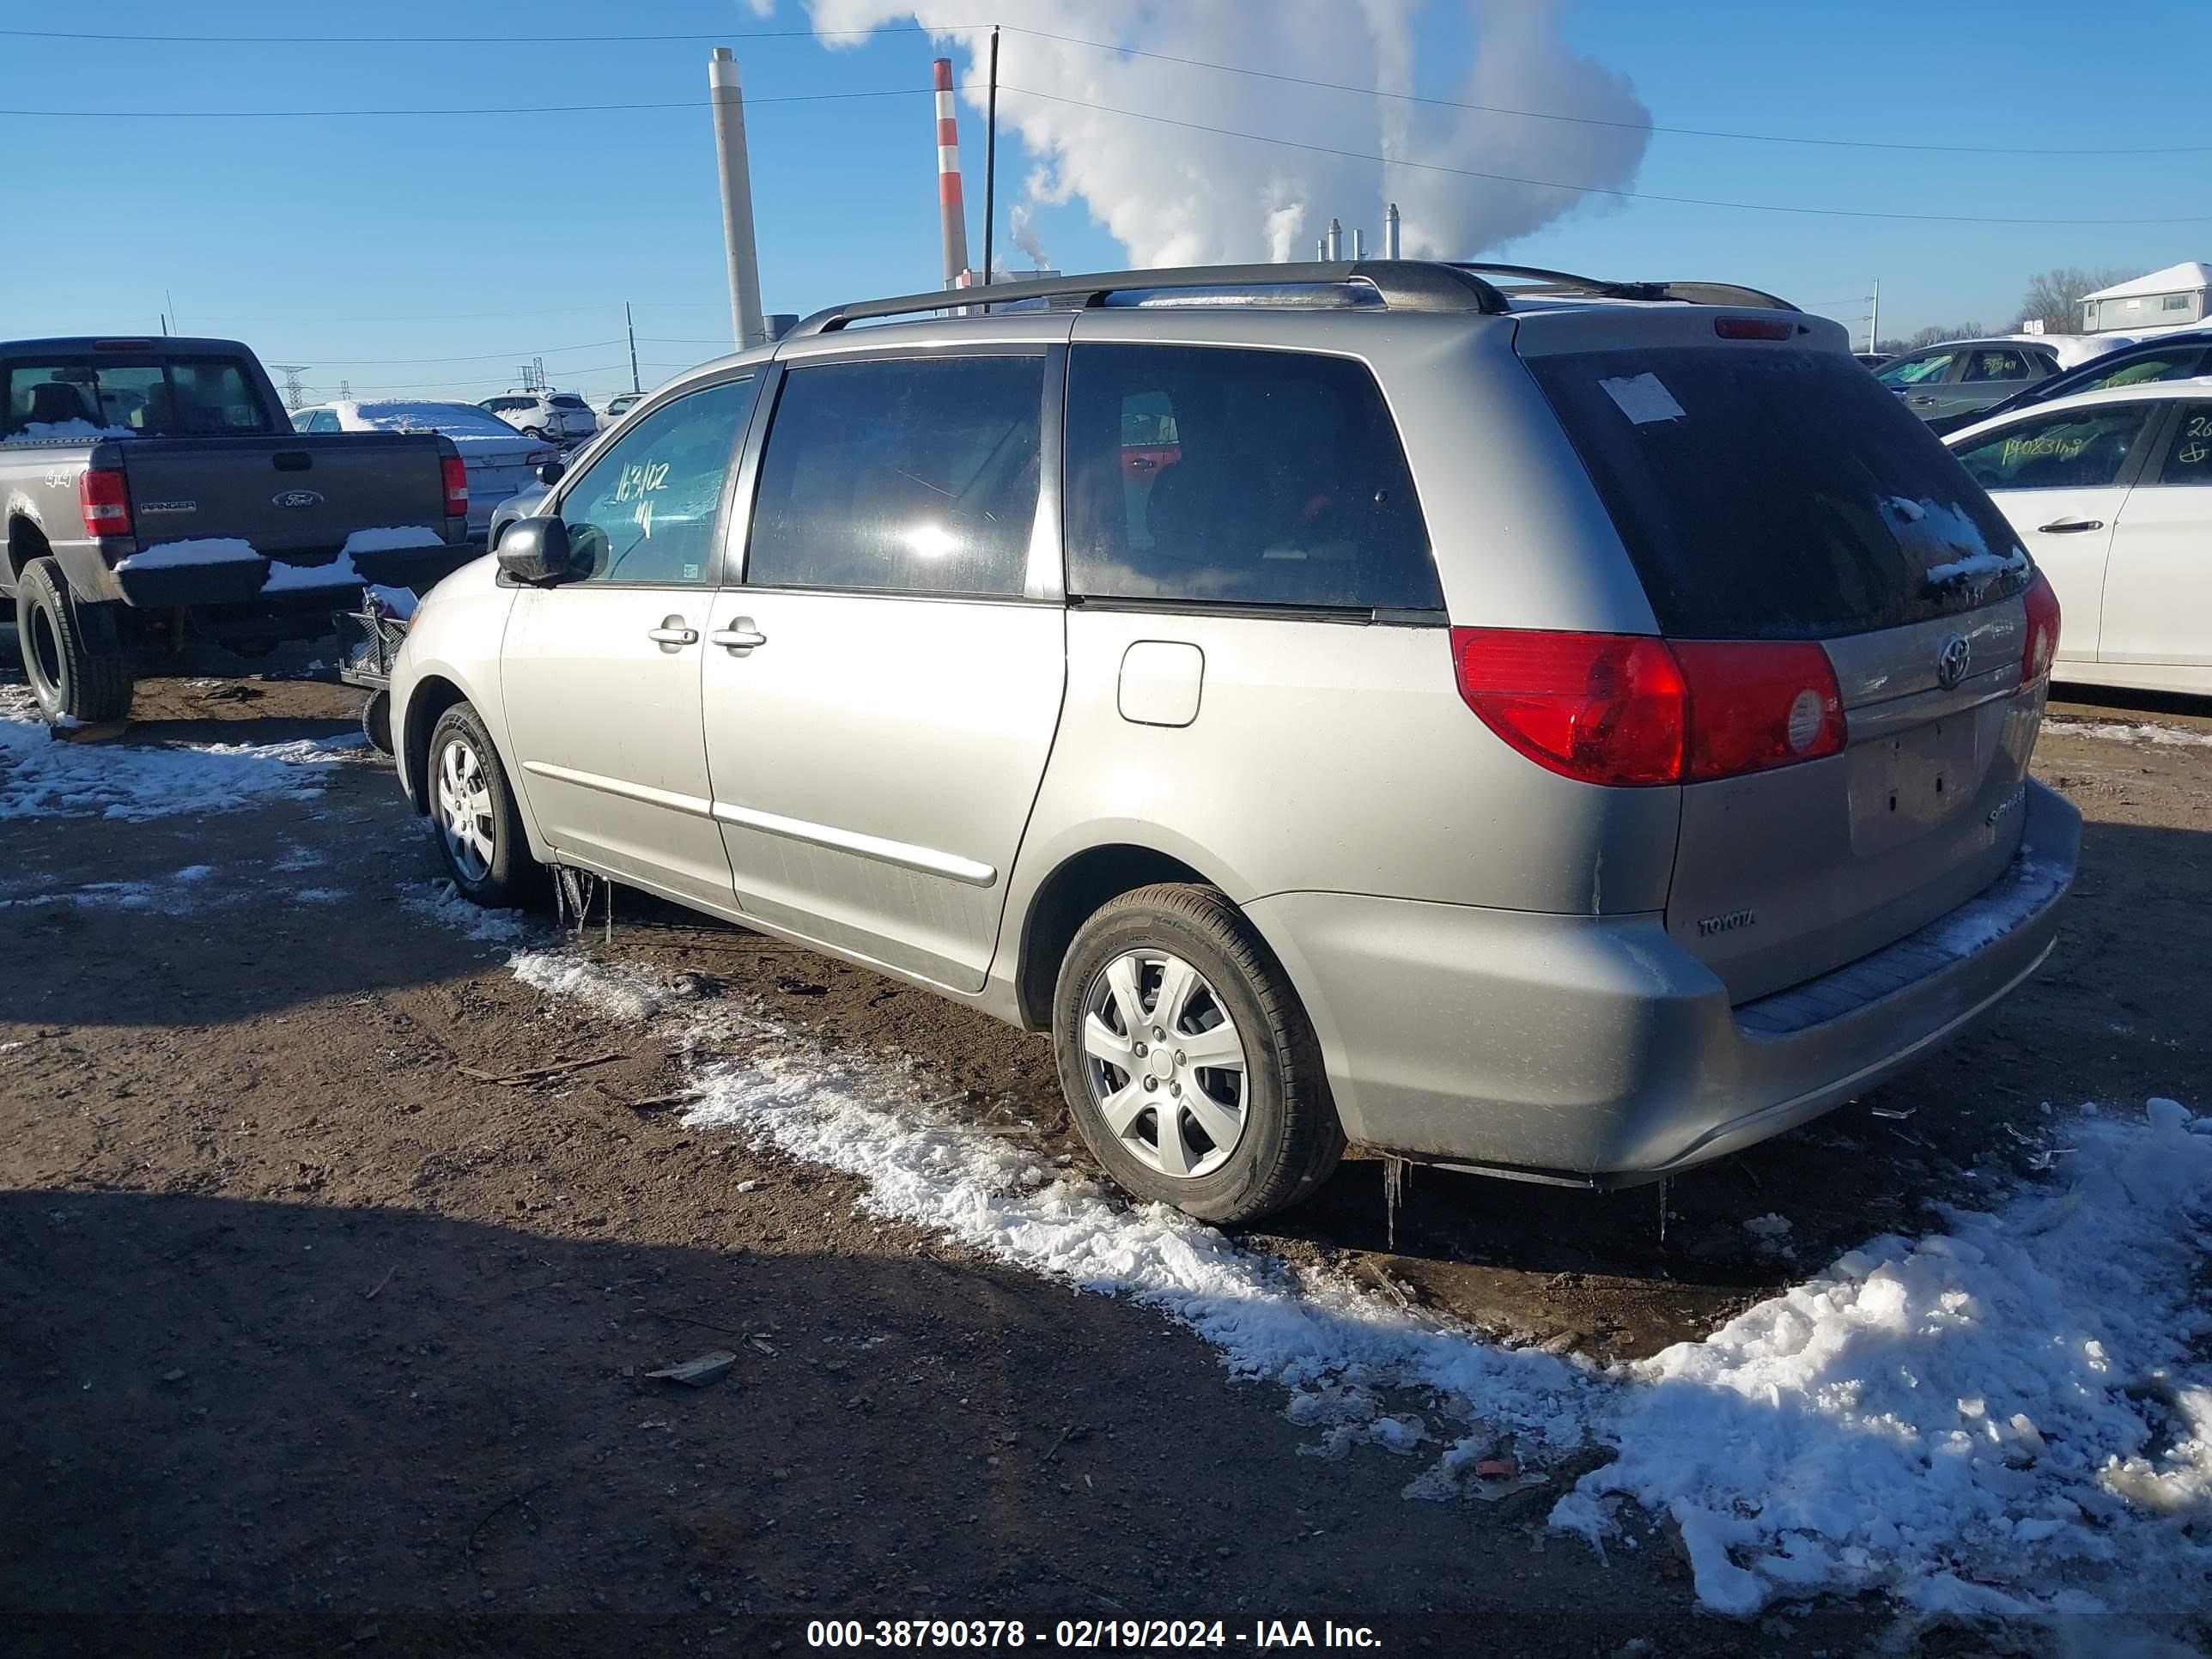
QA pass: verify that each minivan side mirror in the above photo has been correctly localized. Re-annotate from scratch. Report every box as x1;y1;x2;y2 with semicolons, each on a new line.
495;517;589;586
535;459;565;487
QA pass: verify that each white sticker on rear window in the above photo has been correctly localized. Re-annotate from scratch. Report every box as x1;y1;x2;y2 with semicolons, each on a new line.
1599;372;1686;425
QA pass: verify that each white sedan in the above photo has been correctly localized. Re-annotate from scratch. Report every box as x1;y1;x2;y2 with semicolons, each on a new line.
291;399;556;542
1946;377;2212;696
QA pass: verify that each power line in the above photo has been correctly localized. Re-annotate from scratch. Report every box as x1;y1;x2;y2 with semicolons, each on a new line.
266;339;626;367
996;85;2212;227
4;18;2197;159
0;84;969;119
0;24;960;44
998;25;2212;158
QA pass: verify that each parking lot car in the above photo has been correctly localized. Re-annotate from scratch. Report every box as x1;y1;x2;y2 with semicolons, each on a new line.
1876;338;2064;422
1;335;471;723
478;392;599;446
293;399;556;541
1923;329;2212;437
388;261;2077;1224
1947;377;2212;696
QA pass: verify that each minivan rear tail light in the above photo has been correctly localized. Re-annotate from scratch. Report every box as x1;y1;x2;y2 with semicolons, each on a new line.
1670;640;1845;781
1451;629;1687;787
1714;316;1796;341
2021;568;2060;685
441;453;469;517
78;467;131;538
1452;629;1845;787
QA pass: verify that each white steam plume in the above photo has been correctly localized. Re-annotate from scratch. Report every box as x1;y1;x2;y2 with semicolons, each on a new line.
1008;202;1051;270
805;0;1651;265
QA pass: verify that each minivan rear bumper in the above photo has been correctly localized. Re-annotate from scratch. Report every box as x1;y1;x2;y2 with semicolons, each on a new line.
1247;780;2081;1184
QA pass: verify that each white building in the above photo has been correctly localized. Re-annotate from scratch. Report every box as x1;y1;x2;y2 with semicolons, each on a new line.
2081;262;2211;332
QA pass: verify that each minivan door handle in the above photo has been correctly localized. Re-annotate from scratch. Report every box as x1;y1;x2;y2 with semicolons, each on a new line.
2036;518;2105;533
710;621;768;653
647;619;699;647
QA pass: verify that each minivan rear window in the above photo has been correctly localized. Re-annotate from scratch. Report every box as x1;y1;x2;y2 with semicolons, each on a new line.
1528;346;2032;640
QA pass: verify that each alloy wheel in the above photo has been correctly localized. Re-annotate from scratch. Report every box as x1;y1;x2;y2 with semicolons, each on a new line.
435;736;495;884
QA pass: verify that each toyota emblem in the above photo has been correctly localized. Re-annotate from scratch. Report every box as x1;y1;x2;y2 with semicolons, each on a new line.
1936;633;1972;690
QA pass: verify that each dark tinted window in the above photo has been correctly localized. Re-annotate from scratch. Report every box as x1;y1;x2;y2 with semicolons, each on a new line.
1065;344;1439;611
553;374;754;585
1961;346;2037;383
550;394;589;410
2075;346;2210;394
3;356;270;437
746;356;1042;597
1528;346;2032;640
2158;405;2212;485
1952;404;2156;491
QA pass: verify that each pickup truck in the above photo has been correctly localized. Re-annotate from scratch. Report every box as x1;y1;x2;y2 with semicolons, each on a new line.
2;336;475;724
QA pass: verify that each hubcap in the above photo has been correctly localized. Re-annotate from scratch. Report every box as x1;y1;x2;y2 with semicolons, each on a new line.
1081;950;1249;1180
434;737;495;884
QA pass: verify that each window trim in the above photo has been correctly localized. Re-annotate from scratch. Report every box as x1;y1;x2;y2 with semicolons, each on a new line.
521;367;763;592
1057;337;1444;616
2134;400;2211;489
729;346;1064;605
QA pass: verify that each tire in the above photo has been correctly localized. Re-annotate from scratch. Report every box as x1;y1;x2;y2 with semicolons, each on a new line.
1053;883;1343;1225
425;702;543;908
16;556;134;725
360;689;394;756
522;426;548;441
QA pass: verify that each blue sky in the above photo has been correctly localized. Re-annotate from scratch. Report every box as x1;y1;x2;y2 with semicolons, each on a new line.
3;0;2205;404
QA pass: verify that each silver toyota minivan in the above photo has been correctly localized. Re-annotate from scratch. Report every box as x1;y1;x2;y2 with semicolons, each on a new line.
392;261;2079;1224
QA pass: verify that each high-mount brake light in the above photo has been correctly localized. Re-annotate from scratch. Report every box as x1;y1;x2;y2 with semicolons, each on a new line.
1713;316;1795;341
1451;629;1846;787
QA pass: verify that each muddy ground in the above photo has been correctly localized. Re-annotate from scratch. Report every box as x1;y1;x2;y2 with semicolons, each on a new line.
2;641;2208;1656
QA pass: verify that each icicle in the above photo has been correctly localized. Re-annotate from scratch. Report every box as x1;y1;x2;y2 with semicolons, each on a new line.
1383;1155;1407;1250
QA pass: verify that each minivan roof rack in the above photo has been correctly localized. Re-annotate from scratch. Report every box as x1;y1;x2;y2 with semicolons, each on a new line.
790;259;1513;336
1447;263;1800;313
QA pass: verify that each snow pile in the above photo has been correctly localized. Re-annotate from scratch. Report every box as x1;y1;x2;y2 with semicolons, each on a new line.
398;880;535;944
262;552;361;593
115;538;258;571
2044;718;2212;750
1555;1098;2212;1618
343;526;445;555
0;684;349;820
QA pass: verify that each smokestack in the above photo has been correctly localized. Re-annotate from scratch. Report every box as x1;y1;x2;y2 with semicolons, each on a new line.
1352;227;1365;260
933;58;971;288
1384;203;1401;258
1326;218;1343;261
708;49;767;351
1316;238;1327;261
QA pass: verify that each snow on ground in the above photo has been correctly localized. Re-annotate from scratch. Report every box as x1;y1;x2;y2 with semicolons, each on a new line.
423;898;2212;1624
0;684;352;820
2044;717;2212;750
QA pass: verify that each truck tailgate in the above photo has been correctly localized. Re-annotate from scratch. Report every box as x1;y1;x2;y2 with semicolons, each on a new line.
121;433;454;559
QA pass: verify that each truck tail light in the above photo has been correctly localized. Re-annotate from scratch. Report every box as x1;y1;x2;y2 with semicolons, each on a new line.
78;467;131;538
442;454;469;518
2021;568;2060;685
1451;629;1845;787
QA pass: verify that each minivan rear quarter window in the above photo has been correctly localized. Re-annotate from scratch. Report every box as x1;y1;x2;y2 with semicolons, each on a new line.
1065;343;1441;611
1528;345;2032;640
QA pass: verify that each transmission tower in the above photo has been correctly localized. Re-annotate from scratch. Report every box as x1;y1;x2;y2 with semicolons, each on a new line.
339;379;353;400
516;357;547;392
268;365;310;412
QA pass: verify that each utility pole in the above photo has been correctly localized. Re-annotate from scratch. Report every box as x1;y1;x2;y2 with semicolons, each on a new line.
708;48;768;351
165;289;178;333
626;302;641;392
269;365;309;412
981;27;1000;295
1869;280;1881;355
